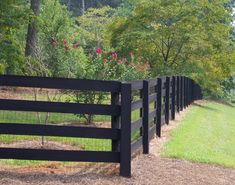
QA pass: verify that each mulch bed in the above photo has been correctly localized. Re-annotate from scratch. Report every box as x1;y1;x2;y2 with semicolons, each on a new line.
0;140;83;151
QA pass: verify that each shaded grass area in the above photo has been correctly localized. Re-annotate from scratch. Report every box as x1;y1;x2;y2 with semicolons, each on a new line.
163;101;235;168
0;110;111;124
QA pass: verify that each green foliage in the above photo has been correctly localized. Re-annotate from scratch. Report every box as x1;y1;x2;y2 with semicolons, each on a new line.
68;50;150;124
77;6;115;54
33;0;87;77
86;51;150;81
114;0;139;16
0;0;30;74
0;36;25;74
60;0;122;16
1;0;234;100
0;63;5;74
107;0;235;96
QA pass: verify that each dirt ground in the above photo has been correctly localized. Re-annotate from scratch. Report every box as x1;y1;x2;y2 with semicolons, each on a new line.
0;103;235;185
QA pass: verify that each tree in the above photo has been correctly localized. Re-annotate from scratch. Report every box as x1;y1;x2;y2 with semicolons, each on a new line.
36;0;87;77
77;6;114;54
25;0;41;57
114;0;139;16
82;0;85;15
60;0;122;16
107;0;234;96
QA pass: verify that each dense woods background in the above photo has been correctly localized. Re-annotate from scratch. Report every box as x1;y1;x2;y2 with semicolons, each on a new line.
0;0;235;99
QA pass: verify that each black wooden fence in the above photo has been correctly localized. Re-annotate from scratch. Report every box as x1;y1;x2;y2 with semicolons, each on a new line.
0;75;202;177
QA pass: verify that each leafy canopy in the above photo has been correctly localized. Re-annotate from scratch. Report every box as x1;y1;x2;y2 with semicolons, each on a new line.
107;0;234;96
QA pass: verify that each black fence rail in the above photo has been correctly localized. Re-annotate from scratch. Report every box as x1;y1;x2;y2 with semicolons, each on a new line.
0;75;202;177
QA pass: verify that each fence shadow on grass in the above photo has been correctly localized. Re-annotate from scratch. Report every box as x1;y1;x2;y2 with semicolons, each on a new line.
192;102;220;112
210;99;234;108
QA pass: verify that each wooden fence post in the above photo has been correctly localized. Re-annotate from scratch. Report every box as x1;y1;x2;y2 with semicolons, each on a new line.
120;83;132;177
165;77;170;125
190;79;194;103
139;89;143;142
171;76;176;120
184;77;187;107
111;92;120;152
193;80;196;101
187;78;190;106
180;76;184;111
156;78;162;137
176;76;180;112
185;77;189;107
195;84;198;100
143;80;149;154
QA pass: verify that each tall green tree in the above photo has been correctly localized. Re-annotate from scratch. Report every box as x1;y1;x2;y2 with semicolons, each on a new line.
107;0;234;96
77;6;114;54
25;0;41;57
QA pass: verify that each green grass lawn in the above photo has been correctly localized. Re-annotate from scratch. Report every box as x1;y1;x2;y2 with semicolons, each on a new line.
163;100;235;168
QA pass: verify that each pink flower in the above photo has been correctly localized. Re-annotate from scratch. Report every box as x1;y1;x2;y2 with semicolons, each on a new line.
122;58;127;63
52;41;59;47
72;43;79;48
96;48;103;54
63;39;68;45
111;52;118;59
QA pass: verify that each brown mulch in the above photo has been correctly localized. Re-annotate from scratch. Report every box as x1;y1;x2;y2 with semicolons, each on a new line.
0;87;59;100
58;121;111;128
0;88;21;99
0;140;83;151
0;101;235;185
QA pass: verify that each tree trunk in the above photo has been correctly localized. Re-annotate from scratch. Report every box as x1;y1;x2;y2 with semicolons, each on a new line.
67;0;71;11
25;0;41;57
82;0;85;15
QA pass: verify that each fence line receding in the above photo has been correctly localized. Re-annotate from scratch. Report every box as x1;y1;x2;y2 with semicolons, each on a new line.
0;75;202;177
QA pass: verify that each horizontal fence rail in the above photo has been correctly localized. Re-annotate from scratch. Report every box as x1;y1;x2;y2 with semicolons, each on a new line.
0;148;120;163
0;99;121;116
0;123;120;139
0;75;121;92
0;75;202;178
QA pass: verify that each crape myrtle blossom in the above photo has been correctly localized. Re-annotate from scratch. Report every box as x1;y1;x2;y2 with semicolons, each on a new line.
96;48;103;55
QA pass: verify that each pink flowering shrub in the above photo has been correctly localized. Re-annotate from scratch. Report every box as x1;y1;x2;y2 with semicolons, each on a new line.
46;37;88;77
65;47;150;124
85;48;150;81
76;48;150;123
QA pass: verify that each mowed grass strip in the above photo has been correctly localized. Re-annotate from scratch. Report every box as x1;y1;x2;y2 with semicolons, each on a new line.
163;101;235;168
